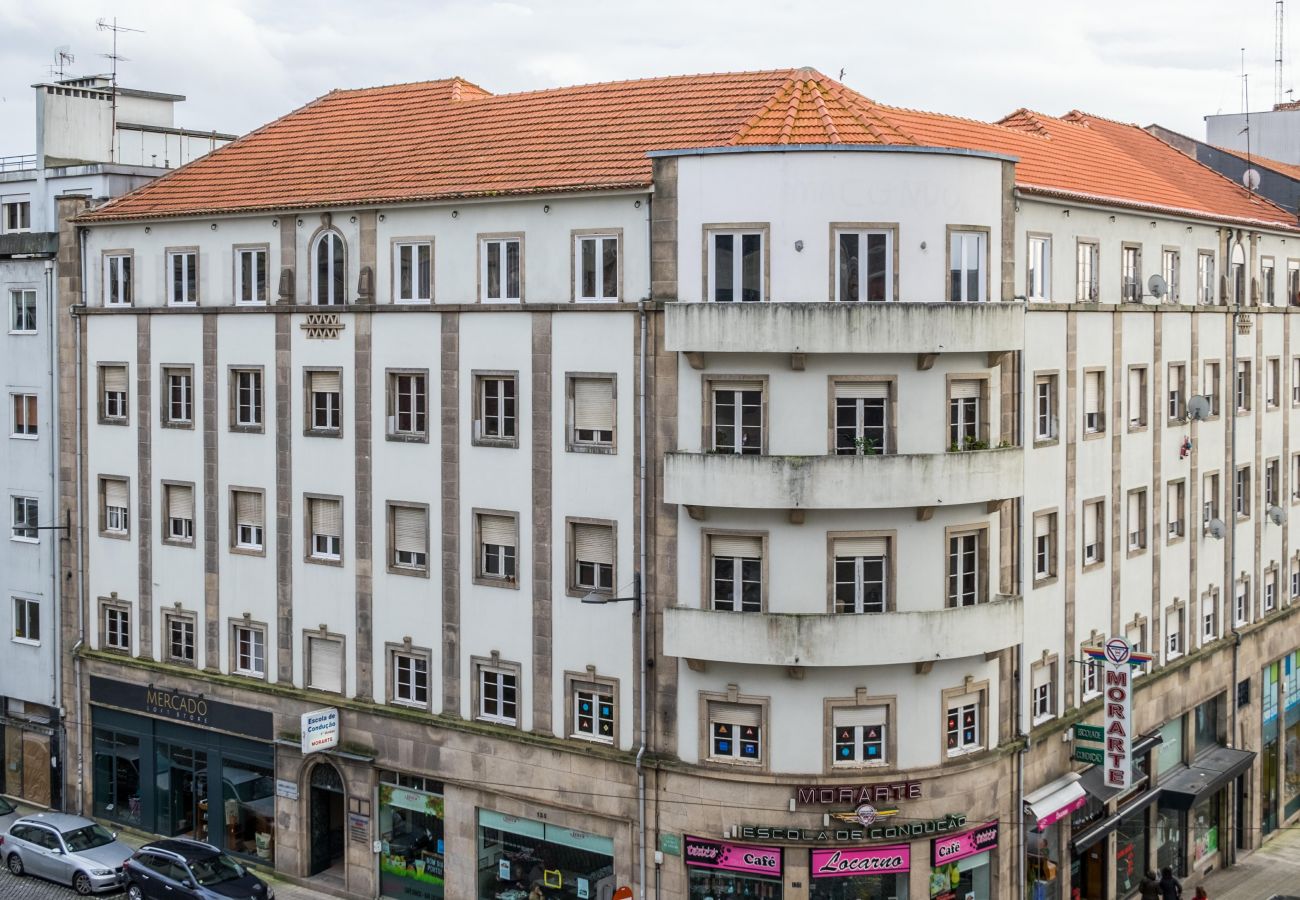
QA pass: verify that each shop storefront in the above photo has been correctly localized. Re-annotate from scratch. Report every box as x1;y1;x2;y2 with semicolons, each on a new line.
379;771;445;900
809;845;908;900
477;809;615;900
684;835;783;899
1023;776;1083;900
929;821;997;900
1;699;57;807
1285;651;1300;820
1157;746;1254;876
1262;661;1281;836
1070;734;1161;900
1112;807;1148;896
88;676;275;862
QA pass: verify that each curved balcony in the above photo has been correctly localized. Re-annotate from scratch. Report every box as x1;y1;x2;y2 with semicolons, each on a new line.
664;448;1022;511
663;595;1023;668
664;301;1024;356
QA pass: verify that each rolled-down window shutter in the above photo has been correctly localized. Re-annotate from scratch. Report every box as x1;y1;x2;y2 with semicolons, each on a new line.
833;706;887;728
480;514;515;548
393;506;426;553
103;366;127;393
309;637;343;693
312;370;341;393
1083;505;1098;545
1084;373;1100;411
573;523;613;565
170;486;194;520
312;498;341;537
835;382;890;400
1128;371;1142;412
1031;666;1050;690
833;537;887;558
573;378;614;430
1128;493;1140;527
236;491;263;526
950;379;980;400
105;479;128;509
709;700;762;728
711;381;764;395
710;534;762;559
1033;515;1051;539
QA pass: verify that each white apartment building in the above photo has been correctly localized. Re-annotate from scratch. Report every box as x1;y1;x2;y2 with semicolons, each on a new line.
1;75;232;813
58;70;1300;900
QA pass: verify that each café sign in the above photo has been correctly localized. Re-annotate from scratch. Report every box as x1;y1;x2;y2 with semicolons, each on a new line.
931;821;999;866
683;836;781;877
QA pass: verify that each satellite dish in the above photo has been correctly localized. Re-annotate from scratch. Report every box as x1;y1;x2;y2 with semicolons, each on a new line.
1186;395;1212;421
1148;274;1168;299
1268;505;1287;526
1208;518;1227;540
1243;168;1262;191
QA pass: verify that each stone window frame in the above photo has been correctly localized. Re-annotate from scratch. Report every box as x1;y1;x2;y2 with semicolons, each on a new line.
1029;653;1059;726
303;626;348;695
232;242;271;307
565;371;618;454
227;365;265;434
564;515;618;599
1201;587;1221;644
1234;464;1252;520
1166;360;1187;423
1235;358;1253;414
701;373;770;455
699;527;769;613
159;364;195;430
1160;244;1182;303
10;593;40;646
309;226;349;307
302;365;345;439
101;249;135;307
1288;257;1300;306
471;651;523;729
1202;470;1221;531
823;688;897;773
1261;256;1277;305
563;667;620;747
384;638;434;710
385;367;430;444
97;362;130;426
1125;614;1151;676
228;615;269;680
1265;356;1282;409
386;500;431;578
1165;600;1186;661
1263;561;1281;614
162;605;198;668
159;479;197;548
944;371;992;447
1292;454;1300;506
476;232;526;304
1202;359;1222;418
1031;369;1060;446
1197;249;1219;305
1081;366;1107;439
163;245;201;307
1125;486;1149;557
98;474;131;540
940;678;990;760
1079;630;1105;701
1265;456;1282;508
944;224;992;303
570;228;624;302
828;221;900;303
824;529;897;613
825;375;898;455
1024;231;1053;301
99;595;132;655
1075;238;1100;302
1030;508;1058;586
1292;358;1300;408
228;486;267;558
1081;496;1106;569
1166;478;1187;545
389;236;435;305
698;684;771;772
472;507;521;590
1119;241;1143;302
942;521;990;607
1126;364;1149;432
471;369;521;449
702;222;771;303
303;492;345;567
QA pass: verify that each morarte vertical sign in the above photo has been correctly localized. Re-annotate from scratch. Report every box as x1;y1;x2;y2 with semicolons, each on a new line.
1103;638;1133;789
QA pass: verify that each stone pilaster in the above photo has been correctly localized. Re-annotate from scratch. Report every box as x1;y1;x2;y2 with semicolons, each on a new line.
531;312;553;733
440;312;461;716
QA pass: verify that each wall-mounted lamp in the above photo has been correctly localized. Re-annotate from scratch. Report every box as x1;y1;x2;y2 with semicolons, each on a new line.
210;223;218;231
1061;209;1071;218
794;240;804;252
378;213;385;223
143;226;150;234
349;215;357;224
543;204;551;213
634;200;642;209
271;218;279;228
1109;215;1116;223
297;218;304;228
451;210;458;218
920;241;927;251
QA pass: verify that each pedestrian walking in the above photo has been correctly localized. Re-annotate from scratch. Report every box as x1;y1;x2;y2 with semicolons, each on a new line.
1159;865;1184;900
1138;870;1161;900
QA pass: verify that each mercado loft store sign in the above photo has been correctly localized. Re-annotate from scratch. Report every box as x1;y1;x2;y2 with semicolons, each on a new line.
89;676;273;740
302;707;340;754
1103;639;1133;789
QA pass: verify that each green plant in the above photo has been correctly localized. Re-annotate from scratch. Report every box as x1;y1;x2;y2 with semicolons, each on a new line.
951;435;990;452
854;436;881;455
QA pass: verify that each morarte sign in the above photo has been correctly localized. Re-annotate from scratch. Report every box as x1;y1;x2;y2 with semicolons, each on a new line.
1103;638;1133;789
737;814;967;844
794;781;923;805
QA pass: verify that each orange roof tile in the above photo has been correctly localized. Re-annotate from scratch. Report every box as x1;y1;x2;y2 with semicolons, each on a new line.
80;68;1299;230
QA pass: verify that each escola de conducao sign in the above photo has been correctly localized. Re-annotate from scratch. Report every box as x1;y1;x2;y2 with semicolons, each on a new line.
302;707;340;754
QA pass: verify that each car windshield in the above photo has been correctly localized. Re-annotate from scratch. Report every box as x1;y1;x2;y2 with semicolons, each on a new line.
62;824;115;852
188;852;245;886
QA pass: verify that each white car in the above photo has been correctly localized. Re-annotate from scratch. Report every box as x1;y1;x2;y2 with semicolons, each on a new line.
2;812;134;894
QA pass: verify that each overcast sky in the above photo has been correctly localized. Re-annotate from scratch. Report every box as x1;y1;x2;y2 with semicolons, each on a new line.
0;0;1294;156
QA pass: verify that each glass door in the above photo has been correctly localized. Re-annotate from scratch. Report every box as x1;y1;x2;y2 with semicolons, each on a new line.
154;742;208;841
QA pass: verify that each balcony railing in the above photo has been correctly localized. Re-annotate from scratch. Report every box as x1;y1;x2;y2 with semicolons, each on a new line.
0;154;37;174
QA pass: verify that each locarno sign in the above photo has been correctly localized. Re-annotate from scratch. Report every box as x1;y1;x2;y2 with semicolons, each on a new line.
302;707;340;754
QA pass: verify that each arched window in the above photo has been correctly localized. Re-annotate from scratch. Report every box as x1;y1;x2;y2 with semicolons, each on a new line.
314;231;346;306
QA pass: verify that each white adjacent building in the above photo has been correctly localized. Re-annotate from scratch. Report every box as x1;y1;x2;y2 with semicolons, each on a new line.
59;70;1300;900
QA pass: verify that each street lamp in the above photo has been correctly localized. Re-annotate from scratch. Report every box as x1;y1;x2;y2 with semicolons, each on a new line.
580;573;640;613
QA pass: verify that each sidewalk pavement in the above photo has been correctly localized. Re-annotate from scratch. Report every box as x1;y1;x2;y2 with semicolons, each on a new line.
1194;823;1300;900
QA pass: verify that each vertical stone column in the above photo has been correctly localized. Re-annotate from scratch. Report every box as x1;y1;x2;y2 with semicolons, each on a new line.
531;312;553;733
275;313;294;681
1150;316;1163;655
203;314;221;671
1064;311;1078;704
136;315;153;658
440;312;461;715
650;159;678;300
353;312;374;698
1110;312;1123;638
651;311;679;747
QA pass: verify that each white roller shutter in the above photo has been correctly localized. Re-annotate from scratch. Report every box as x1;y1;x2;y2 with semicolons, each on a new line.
833;536;887;558
1033;515;1052;538
950;379;981;399
393;506;426;554
573;523;613;565
833;706;887;728
573;378;614;430
1084;373;1100;411
709;700;762;728
710;534;762;559
103;366;127;393
835;381;890;400
1128;370;1142;415
312;498;341;537
309;637;343;693
236;491;263;525
1031;666;1050;690
312;370;341;393
1083;505;1098;545
104;479;128;509
169;485;194;520
480;514;515;548
711;381;763;395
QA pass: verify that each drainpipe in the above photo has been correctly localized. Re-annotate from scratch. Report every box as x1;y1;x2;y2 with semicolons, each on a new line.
1228;229;1242;759
74;224;88;814
636;298;649;900
1015;334;1027;900
45;257;64;807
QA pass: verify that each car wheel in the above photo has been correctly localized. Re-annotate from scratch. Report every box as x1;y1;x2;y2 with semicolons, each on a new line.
127;885;144;900
6;853;23;876
73;871;93;895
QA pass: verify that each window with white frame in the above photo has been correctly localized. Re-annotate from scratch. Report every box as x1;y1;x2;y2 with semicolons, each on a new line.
2;199;31;232
570;376;615;448
1235;580;1250;626
709;230;764;302
832;706;887;765
1290;259;1300;305
1076;240;1099;301
1265;569;1277;612
833;536;888;613
710;533;762;612
1294;359;1300;405
947;531;981;607
708;700;762;761
1031;664;1055;722
100;364;128;422
233;623;265;677
1204;361;1221;415
103;603;130;652
481;237;521;302
836;229;892;302
394;241;432;303
387;371;427;438
307;635;344;693
231;368;263;428
314;231;346;306
948;379;982;449
1166;607;1184;659
11;393;36;437
1034;374;1058;441
392;651;429;707
11;496;38;541
166;614;195;664
1236;360;1252;412
474;374;517;444
235;247;268;305
1121;245;1142;302
1267;358;1281;408
1081;657;1101;699
949;230;986;302
233;490;264;551
308;497;342;560
477;512;517;584
1263;257;1277;305
1292;559;1300;599
1168;363;1185;420
390;504;428;571
1266;459;1280;507
570;521;615;594
1033;512;1057;581
104;254;132;306
1235;466;1251;518
168;250;198;305
164;484;194;543
1167;480;1186;539
12;596;39;644
1027;235;1051;300
1203;472;1220;528
834;381;889;455
1083;370;1105;434
711;382;763;454
307;369;342;433
9;289;36;333
1083;499;1104;564
1128;367;1148;428
1198;251;1217;304
572;684;615;742
164;367;192;426
1162;248;1180;301
945;692;982;755
101;478;129;535
575;234;619;301
1127;489;1147;551
1203;591;1219;642
1126;623;1148;675
477;665;518;725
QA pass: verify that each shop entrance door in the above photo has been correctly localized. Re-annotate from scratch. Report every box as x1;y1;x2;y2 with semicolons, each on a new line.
1070;843;1106;900
154;742;208;842
309;764;346;876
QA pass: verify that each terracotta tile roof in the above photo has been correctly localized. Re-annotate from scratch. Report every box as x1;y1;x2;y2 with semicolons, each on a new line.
80;68;1299;230
1211;144;1300;182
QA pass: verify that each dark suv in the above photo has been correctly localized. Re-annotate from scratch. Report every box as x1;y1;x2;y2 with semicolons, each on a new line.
123;838;274;900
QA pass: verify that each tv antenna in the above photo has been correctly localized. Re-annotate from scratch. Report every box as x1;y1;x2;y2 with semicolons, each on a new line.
49;46;75;81
1277;1;1285;107
96;17;145;162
